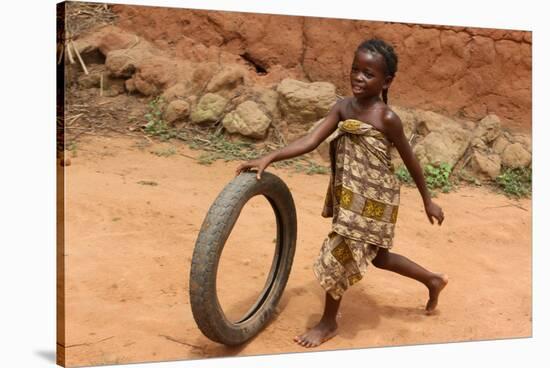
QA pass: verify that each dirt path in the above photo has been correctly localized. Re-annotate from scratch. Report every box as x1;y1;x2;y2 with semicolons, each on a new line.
62;134;531;367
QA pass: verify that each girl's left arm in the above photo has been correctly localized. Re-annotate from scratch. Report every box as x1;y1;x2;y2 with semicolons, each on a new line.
383;111;445;225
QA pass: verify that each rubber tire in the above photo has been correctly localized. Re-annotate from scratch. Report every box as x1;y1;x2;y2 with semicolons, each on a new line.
189;171;297;345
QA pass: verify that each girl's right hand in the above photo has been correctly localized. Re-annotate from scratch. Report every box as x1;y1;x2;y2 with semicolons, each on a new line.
235;156;272;180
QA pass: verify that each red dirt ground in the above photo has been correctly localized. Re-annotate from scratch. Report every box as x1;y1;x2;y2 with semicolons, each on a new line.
62;134;531;367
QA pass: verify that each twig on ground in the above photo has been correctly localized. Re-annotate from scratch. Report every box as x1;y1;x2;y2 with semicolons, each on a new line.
57;43;64;65
67;113;84;126
71;40;89;75
179;153;197;160
483;203;528;212
66;36;75;64
158;335;204;350
65;336;114;349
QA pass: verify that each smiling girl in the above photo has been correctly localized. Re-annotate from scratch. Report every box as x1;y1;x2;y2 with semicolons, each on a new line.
235;39;448;348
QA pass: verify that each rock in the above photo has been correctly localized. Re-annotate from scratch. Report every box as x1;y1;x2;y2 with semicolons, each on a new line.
412;110;471;167
390;105;416;140
78;73;101;89
415;110;463;136
470;151;501;180
161;83;190;103
133;56;177;96
105;49;139;77
470;137;488;150
102;77;126;97
464;120;476;131
95;26;140;54
134;74;160;96
473;114;501;144
501;143;531;168
413;130;471;168
492;135;511;154
190;62;219;94
77;72;124;97
206;65;245;94
164;100;190;124
276;78;337;125
125;78;136;92
254;88;280;119
190;93;228;124
222;101;271;138
71;38;98;56
511;133;532;153
187;95;198;106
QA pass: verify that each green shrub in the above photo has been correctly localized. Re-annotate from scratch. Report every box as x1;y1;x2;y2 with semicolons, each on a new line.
143;97;175;141
496;167;532;198
395;165;413;184
424;163;453;193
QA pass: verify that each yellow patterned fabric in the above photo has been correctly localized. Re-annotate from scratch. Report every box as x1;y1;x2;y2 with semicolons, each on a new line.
322;119;401;248
313;231;379;299
314;119;401;298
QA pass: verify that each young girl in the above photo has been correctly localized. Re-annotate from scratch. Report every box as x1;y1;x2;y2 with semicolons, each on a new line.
235;39;448;348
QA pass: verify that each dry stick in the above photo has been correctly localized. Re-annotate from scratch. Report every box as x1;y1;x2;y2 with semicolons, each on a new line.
67;113;84;126
272;123;287;146
179;152;197;160
483;203;528;212
128;35;140;49
57;43;64;65
99;73;103;96
66;39;75;64
71;40;88;75
408;133;416;146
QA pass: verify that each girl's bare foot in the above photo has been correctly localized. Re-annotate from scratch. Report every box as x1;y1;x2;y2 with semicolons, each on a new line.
426;273;448;314
293;319;338;348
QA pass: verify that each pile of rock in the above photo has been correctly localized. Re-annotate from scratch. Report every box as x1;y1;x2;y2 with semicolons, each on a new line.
390;109;531;182
70;26;531;183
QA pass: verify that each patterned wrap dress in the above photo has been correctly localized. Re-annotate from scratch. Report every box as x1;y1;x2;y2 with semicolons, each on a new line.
313;119;401;299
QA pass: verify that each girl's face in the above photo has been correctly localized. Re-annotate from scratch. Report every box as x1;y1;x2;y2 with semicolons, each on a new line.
350;50;391;98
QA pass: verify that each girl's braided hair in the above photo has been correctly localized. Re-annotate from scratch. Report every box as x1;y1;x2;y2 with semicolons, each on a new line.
356;39;398;104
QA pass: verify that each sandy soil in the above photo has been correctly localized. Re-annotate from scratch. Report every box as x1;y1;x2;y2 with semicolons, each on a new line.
62;134;531;367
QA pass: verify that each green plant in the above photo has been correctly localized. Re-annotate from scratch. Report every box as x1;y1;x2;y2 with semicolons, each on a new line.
197;152;218;165
152;146;177;157
304;162;329;175
496;167;532;198
395;165;413;184
424;163;453;193
184;131;329;174
142;113;329;174
457;169;482;186
143;97;175;141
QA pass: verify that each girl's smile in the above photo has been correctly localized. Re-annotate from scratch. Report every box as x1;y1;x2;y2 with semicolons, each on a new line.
350;50;390;99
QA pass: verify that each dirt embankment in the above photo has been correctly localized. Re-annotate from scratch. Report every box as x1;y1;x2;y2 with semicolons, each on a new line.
111;4;531;130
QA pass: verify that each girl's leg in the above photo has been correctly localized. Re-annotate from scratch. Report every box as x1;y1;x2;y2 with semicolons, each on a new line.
294;292;341;347
372;248;448;313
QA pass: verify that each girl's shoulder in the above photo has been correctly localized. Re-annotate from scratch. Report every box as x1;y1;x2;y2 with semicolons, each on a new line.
381;106;401;124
